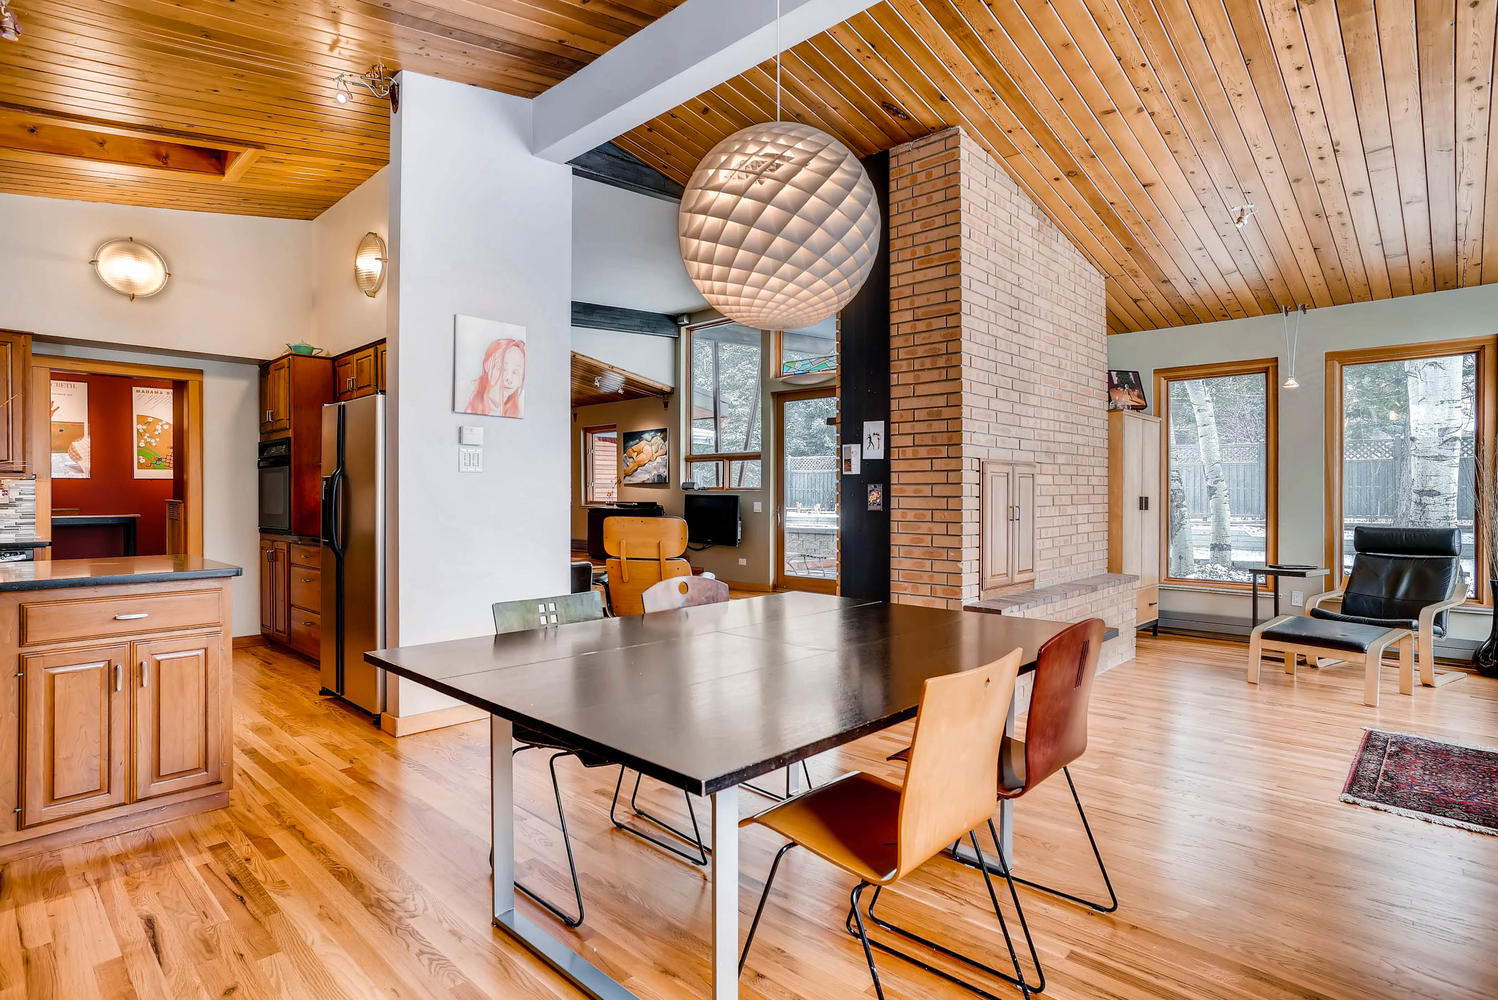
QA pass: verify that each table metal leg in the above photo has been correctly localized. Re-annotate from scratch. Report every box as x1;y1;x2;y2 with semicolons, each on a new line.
1272;578;1280;618
1250;572;1259;629
489;715;634;1000
711;786;739;1000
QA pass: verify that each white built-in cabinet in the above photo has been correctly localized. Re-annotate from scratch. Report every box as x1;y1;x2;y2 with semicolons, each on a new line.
980;461;1036;594
1108;410;1161;630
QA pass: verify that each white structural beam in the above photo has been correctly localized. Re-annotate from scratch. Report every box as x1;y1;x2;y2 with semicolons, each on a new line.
531;0;879;164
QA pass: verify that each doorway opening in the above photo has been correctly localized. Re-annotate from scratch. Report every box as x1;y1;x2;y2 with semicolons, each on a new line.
28;354;204;559
775;388;838;592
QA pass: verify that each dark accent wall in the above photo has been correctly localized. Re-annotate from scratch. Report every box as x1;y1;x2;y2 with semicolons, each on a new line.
838;151;891;602
51;373;179;558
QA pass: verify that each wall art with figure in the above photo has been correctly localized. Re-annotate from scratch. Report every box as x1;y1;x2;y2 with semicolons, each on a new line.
453;315;527;418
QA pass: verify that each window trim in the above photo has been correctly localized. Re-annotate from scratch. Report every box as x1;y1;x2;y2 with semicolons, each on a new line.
685;320;765;491
582;423;618;506
1324;336;1498;607
1153;357;1280;592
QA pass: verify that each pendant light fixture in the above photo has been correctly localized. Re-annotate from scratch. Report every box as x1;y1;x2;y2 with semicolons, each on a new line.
1281;304;1304;389
678;0;880;331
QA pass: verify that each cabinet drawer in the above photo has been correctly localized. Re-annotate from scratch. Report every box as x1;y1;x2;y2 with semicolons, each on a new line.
289;542;321;569
289;610;320;659
1135;584;1160;625
289;566;321;613
22;590;222;646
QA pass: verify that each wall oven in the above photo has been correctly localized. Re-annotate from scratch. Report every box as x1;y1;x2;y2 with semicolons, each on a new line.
258;438;292;533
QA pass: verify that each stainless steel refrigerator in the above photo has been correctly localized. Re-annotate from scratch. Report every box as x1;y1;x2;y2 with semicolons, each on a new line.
320;393;386;715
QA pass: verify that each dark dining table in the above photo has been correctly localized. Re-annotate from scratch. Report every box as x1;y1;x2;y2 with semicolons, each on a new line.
366;593;1077;1000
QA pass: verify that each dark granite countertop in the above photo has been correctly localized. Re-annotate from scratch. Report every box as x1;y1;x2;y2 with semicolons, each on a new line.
0;556;242;592
0;537;51;549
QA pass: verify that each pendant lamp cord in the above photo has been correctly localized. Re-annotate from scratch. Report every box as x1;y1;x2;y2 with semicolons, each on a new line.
775;0;782;121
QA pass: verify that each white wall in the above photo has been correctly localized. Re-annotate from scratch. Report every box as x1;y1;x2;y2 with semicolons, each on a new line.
0;193;311;361
37;341;261;636
310;169;390;356
1108;283;1498;640
572;327;676;386
387;72;573;716
572;176;704;314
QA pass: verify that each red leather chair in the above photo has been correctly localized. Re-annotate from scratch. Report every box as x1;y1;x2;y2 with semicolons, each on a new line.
879;617;1115;996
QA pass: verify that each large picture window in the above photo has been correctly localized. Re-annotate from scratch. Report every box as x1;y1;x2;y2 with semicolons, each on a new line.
1326;338;1497;603
688;322;763;489
1155;359;1278;585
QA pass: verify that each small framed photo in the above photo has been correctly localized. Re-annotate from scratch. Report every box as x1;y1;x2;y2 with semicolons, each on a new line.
1107;370;1147;410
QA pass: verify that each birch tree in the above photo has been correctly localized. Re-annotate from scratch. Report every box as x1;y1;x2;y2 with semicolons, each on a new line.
1185;380;1233;565
1404;355;1465;526
1168;466;1195;576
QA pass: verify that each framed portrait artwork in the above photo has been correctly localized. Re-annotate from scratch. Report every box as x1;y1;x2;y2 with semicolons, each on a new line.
1107;369;1148;410
454;315;527;418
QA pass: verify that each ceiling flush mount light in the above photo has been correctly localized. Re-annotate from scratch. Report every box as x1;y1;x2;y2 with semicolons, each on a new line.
0;0;20;41
594;371;626;394
678;0;880;331
353;231;387;297
1280;303;1305;389
90;237;169;300
1231;203;1258;229
333;61;398;111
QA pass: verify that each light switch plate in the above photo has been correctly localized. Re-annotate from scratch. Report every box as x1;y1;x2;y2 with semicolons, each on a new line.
1291;589;1305;607
459;445;483;473
738;558;747;566
459;425;484;446
752;501;763;513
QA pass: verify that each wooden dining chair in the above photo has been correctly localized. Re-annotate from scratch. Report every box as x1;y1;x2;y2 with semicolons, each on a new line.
880;617;1113;995
739;650;1027;1000
641;575;730;612
602;516;692;616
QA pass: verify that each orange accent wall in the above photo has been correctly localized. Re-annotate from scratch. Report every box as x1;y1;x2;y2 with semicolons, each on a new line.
51;372;179;558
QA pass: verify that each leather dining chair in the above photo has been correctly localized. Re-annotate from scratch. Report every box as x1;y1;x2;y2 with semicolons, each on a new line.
603;516;692;616
881;616;1114;996
641;575;730;612
738;649;1026;1000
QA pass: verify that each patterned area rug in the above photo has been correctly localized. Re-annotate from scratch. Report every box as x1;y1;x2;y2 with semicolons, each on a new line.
1341;729;1498;836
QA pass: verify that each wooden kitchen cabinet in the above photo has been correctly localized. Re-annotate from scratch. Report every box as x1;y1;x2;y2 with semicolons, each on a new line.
0;330;31;473
980;461;1036;594
287;542;321;660
334;341;384;401
1108;410;1162;631
259;357;291;434
19;643;131;828
1;572;236;861
133;634;223;801
260;536;289;642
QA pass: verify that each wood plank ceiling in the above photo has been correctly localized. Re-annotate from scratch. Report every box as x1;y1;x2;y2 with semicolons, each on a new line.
0;0;681;219
616;0;1498;333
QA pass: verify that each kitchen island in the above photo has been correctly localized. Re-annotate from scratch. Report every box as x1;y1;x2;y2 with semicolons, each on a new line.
0;556;241;861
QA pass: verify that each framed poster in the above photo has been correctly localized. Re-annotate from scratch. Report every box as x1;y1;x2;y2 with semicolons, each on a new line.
454;315;527;418
50;379;90;479
133;386;174;479
621;428;668;485
1107;370;1148;410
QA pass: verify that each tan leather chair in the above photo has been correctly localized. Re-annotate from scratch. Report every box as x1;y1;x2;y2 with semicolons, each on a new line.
603;516;692;616
641;575;730;612
883;617;1112;996
738;650;1024;1000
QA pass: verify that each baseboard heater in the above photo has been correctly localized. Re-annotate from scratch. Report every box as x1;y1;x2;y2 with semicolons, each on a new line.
1155;610;1479;665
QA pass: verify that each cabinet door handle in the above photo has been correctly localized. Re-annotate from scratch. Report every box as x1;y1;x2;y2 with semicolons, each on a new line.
114;612;149;621
301;577;313;583
140;660;149;687
113;663;122;692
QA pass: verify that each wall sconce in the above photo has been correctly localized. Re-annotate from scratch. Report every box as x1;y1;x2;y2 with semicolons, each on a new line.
90;237;169;300
354;232;387;297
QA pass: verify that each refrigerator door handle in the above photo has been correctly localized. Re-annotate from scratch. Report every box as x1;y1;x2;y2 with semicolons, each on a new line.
322;470;345;557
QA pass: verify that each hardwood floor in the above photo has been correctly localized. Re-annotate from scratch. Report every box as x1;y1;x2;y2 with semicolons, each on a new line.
3;635;1497;999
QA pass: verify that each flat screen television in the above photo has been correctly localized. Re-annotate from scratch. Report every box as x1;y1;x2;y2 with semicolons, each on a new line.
684;493;742;547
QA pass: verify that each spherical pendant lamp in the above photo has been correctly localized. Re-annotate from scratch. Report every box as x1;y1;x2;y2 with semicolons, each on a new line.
679;121;880;331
